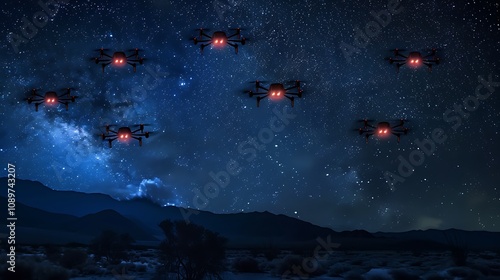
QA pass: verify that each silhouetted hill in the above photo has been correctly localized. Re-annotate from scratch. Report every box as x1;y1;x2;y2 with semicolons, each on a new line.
63;209;155;240
0;201;156;242
374;229;500;251
2;178;500;250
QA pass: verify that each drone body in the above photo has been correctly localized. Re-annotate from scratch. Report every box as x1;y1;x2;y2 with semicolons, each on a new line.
91;48;144;72
100;124;151;148
193;28;246;54
387;48;440;72
25;88;78;111
244;80;303;107
357;119;409;143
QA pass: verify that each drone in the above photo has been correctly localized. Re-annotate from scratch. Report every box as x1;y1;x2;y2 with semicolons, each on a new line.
91;48;145;72
244;80;303;107
356;119;410;143
100;124;152;148
386;48;440;72
192;28;246;54
25;88;78;111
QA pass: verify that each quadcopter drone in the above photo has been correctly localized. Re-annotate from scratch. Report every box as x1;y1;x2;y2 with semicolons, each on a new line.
386;48;440;72
25;88;78;111
91;48;145;72
357;119;410;143
192;28;246;54
244;80;304;107
100;124;151;148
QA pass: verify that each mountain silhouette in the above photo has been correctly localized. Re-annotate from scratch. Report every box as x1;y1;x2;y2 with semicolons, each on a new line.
2;178;499;250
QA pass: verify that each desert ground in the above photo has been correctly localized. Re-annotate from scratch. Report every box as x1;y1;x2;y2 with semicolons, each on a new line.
2;246;500;280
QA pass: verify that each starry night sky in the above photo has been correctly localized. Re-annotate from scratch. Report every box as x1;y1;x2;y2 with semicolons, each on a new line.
1;0;499;232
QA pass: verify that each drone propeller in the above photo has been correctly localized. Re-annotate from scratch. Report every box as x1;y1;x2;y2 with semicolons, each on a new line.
93;48;110;52
60;87;77;92
356;119;375;123
249;80;269;84
424;47;442;52
100;124;119;129
130;123;152;128
144;130;159;137
242;90;255;97
390;118;410;123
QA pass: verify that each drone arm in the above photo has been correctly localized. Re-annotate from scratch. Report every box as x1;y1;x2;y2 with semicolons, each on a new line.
284;85;298;91
396;62;406;72
101;62;111;72
285;91;301;96
58;101;69;110
226;42;239;54
364;133;374;143
256;95;268;107
257;85;269;92
131;136;143;146
392;133;401;143
391;122;404;129
200;42;212;54
423;63;433;72
227;29;240;39
200;32;212;39
127;62;138;72
126;50;140;59
285;96;295;107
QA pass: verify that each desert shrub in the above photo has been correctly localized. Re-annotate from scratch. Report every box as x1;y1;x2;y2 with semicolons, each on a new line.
328;263;350;276
158;220;227;280
350;259;364;266
59;248;88;269
36;263;70;280
233;257;261;273
1;259;35;280
44;244;62;263
136;264;147;272
110;263;137;279
390;268;421;280
444;231;469;266
411;260;423;266
450;247;469;266
81;263;105;275
425;273;448;280
90;230;135;264
412;249;423;257
275;254;326;277
447;267;483;280
264;247;281;261
344;271;365;280
276;255;302;276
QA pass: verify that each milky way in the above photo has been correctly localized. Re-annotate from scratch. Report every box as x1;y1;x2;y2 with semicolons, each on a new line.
0;0;499;232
